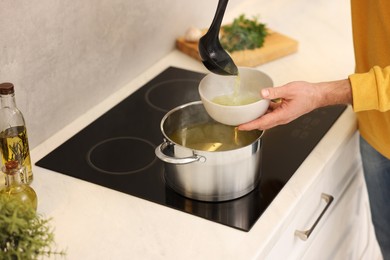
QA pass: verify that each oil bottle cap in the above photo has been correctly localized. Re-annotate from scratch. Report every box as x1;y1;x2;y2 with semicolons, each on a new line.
5;160;19;170
2;160;23;176
0;82;15;95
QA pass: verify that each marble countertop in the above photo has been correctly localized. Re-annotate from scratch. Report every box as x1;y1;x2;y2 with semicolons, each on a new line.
30;0;357;258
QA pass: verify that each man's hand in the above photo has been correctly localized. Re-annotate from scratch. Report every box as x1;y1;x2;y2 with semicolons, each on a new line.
238;79;352;131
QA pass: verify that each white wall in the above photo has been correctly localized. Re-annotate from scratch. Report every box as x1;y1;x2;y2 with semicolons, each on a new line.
0;0;243;148
0;0;353;149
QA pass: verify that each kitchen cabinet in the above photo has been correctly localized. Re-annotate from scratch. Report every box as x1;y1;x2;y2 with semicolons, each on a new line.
301;171;374;259
265;133;382;260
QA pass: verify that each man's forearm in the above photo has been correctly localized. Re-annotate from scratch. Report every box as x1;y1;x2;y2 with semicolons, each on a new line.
315;79;353;107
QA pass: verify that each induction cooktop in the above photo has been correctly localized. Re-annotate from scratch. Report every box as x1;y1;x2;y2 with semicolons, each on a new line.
36;66;346;231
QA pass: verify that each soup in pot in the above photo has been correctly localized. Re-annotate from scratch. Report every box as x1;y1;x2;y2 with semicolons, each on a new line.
169;123;261;152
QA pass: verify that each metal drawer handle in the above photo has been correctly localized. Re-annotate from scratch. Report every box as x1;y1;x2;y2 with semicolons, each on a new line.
295;193;334;241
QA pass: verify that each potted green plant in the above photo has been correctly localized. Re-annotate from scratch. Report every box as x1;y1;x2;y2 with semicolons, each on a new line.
0;194;65;259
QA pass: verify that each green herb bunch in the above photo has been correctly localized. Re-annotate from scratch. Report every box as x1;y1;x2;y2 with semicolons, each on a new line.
0;195;65;259
220;14;268;53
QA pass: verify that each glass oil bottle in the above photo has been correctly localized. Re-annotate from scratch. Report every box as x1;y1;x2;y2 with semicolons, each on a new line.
0;160;37;210
0;82;33;185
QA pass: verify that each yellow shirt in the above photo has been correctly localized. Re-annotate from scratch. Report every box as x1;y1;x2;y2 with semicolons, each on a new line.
348;0;390;158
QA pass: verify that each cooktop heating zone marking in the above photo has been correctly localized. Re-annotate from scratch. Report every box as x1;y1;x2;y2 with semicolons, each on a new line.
145;79;201;112
86;136;157;175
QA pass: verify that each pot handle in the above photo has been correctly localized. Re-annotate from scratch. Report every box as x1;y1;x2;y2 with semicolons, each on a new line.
155;141;206;165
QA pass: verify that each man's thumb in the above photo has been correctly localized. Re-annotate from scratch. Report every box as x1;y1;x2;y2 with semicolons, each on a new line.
261;88;275;99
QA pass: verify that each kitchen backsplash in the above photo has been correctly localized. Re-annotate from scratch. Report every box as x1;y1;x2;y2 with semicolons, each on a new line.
0;0;246;148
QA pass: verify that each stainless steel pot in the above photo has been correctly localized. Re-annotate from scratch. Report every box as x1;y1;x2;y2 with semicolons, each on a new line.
155;101;264;202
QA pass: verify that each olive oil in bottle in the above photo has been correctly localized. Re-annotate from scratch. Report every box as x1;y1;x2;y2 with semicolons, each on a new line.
0;126;32;184
0;83;33;184
1;160;37;210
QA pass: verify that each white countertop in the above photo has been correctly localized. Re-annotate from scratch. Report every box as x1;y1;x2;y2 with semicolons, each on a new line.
31;0;358;258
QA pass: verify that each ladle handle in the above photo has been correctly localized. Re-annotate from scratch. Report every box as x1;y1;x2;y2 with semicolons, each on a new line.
207;0;229;40
155;141;205;165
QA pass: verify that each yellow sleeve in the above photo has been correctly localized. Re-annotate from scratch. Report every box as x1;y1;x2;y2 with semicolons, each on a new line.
349;65;390;112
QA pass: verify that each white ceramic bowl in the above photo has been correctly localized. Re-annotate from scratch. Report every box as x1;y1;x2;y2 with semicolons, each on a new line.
199;67;273;126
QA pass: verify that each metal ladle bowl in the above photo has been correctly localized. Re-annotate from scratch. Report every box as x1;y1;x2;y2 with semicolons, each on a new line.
198;0;238;76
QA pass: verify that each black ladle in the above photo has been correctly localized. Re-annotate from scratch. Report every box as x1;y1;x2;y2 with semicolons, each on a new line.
198;0;238;76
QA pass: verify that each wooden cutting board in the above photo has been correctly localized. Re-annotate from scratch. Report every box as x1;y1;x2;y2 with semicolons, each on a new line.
176;29;298;67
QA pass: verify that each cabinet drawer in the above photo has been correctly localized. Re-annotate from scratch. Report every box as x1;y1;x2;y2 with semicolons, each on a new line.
266;133;361;259
302;172;364;259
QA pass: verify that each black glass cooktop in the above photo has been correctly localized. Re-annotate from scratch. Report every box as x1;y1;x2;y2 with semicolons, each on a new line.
36;66;346;231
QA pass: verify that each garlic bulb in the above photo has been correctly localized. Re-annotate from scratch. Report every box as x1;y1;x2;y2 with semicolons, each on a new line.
184;26;203;42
